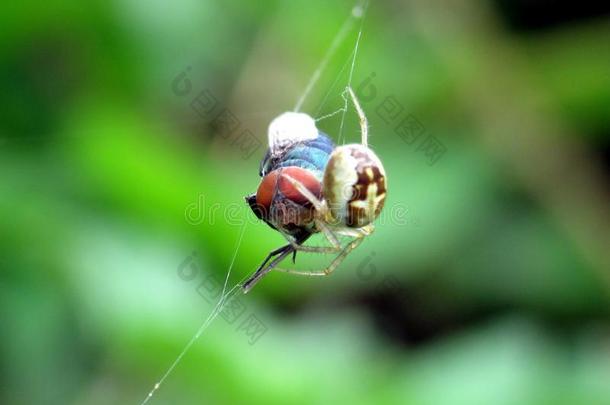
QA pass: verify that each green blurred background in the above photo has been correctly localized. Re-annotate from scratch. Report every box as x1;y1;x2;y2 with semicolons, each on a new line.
1;0;610;404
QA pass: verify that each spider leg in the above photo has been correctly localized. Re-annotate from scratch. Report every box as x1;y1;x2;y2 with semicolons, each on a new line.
282;219;351;255
347;86;368;147
274;235;365;277
323;235;365;275
334;224;374;238
244;231;367;290
315;219;342;249
280;173;325;212
274;225;340;255
276;173;343;254
287;244;341;254
243;235;339;293
273;268;329;277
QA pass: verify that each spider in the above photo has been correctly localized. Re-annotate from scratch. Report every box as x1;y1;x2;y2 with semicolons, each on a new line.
243;87;386;292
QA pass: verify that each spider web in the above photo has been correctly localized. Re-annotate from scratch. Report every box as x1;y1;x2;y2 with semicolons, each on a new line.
140;2;368;402
141;220;248;404
296;0;368;146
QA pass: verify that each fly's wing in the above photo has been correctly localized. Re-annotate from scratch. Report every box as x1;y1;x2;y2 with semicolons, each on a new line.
258;148;271;177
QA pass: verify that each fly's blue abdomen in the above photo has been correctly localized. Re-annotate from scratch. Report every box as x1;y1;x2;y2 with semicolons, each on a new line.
260;132;335;180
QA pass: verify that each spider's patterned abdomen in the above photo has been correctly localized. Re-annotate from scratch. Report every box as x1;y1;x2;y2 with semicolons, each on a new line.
323;144;387;228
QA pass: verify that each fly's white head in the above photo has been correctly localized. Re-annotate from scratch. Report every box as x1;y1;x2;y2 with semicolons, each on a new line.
268;112;318;151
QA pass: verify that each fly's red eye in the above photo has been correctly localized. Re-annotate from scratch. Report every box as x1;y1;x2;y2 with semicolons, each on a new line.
256;167;321;211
